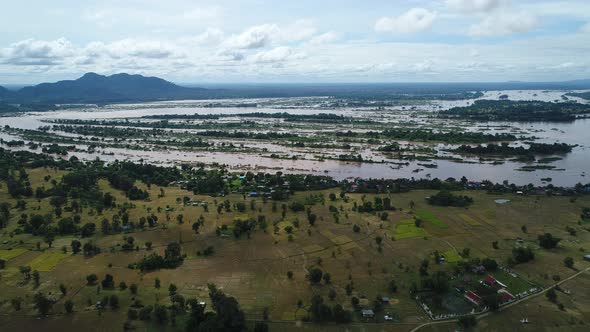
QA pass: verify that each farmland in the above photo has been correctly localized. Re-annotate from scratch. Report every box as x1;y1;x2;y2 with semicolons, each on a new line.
1;161;589;331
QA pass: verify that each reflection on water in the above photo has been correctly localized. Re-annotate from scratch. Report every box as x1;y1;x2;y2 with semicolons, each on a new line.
1;90;589;186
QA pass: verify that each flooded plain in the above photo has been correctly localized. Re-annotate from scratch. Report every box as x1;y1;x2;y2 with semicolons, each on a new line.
1;90;589;186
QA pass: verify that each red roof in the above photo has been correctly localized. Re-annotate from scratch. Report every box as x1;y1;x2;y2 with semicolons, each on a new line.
499;290;515;303
464;290;482;305
483;275;498;285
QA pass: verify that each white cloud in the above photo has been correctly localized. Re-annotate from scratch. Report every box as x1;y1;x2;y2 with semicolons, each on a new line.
309;31;340;45
280;20;317;42
1;38;75;65
224;24;279;49
84;39;182;60
192;28;225;46
469;10;537;36
582;22;590;33
250;46;304;63
445;0;501;13
375;8;437;34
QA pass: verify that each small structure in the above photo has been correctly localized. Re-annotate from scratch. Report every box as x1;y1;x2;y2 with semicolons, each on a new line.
361;309;375;318
498;289;516;304
584;254;590;262
381;297;390;303
464;290;482;306
483;275;507;289
472;265;486;274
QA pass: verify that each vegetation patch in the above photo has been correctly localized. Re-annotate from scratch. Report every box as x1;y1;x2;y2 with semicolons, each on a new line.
442;250;463;263
0;248;28;261
416;210;448;228
394;219;428;240
27;252;69;272
459;213;481;226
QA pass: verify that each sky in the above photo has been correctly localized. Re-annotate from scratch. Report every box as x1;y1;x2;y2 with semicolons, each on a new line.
1;0;590;84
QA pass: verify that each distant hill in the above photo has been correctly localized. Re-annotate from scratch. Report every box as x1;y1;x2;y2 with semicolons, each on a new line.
3;73;210;104
1;73;590;105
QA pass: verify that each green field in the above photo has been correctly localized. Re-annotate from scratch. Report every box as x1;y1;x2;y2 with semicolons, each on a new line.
394;219;428;240
0;248;27;261
415;210;448;228
27;252;70;272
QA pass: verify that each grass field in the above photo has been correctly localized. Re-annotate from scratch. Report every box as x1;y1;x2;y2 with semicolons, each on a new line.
394;219;428;240
415;210;448;228
27;252;70;272
0;248;28;261
1;168;590;331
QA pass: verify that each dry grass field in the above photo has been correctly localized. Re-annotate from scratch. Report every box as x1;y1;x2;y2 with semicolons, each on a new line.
1;168;590;331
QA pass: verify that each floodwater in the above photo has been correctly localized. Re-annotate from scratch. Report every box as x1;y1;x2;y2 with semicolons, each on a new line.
1;90;589;186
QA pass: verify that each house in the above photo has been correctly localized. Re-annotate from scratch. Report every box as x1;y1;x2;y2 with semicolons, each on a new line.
381;297;390;303
361;309;375;318
249;191;259;197
482;275;507;289
472;265;486;274
464;290;483;306
584;254;590;262
498;289;515;304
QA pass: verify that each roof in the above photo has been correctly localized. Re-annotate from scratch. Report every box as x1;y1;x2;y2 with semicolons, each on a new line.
361;309;375;316
499;290;515;303
483;275;498;285
465;290;482;301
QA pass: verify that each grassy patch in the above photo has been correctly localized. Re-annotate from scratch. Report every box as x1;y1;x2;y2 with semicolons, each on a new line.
489;270;535;295
0;249;28;261
442;250;463;263
415;210;447;228
459;213;481;226
27;252;69;272
394;220;428;240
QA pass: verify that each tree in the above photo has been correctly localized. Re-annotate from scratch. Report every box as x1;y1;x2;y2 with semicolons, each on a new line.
59;283;67;295
388;279;398;293
538;233;560;249
71;240;81;254
86;273;98;285
482;258;498;271
329;193;337;201
109;295;120;310
323;272;331;284
254;322;269;332
33;292;53;316
33;270;40;287
155;277;161;288
352;224;361;233
64;300;74;313
130;283;138;295
19;265;31;280
332;304;352;323
546;288;557;303
307;268;323;284
169;283;178;296
309;295;332;322
287;271;293;279
457;315;477;329
307;213;317;226
328;288;337;301
564;256;574;269
102;274;115;289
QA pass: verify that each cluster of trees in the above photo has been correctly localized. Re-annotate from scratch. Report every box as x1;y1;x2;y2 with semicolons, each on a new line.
441;100;590;122
453;142;574;156
355;196;395;213
376;129;517;143
427;191;473;207
308;295;352;323
134;242;184;271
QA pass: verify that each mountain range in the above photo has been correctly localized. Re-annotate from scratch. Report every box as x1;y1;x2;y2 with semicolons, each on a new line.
0;72;209;104
1;73;590;105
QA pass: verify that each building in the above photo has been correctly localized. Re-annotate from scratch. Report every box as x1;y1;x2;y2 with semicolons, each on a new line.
584;254;590;262
498;289;516;304
361;309;375;318
464;290;483;306
482;275;507;289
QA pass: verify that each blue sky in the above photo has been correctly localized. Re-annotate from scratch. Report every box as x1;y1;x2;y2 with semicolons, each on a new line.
1;0;590;84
